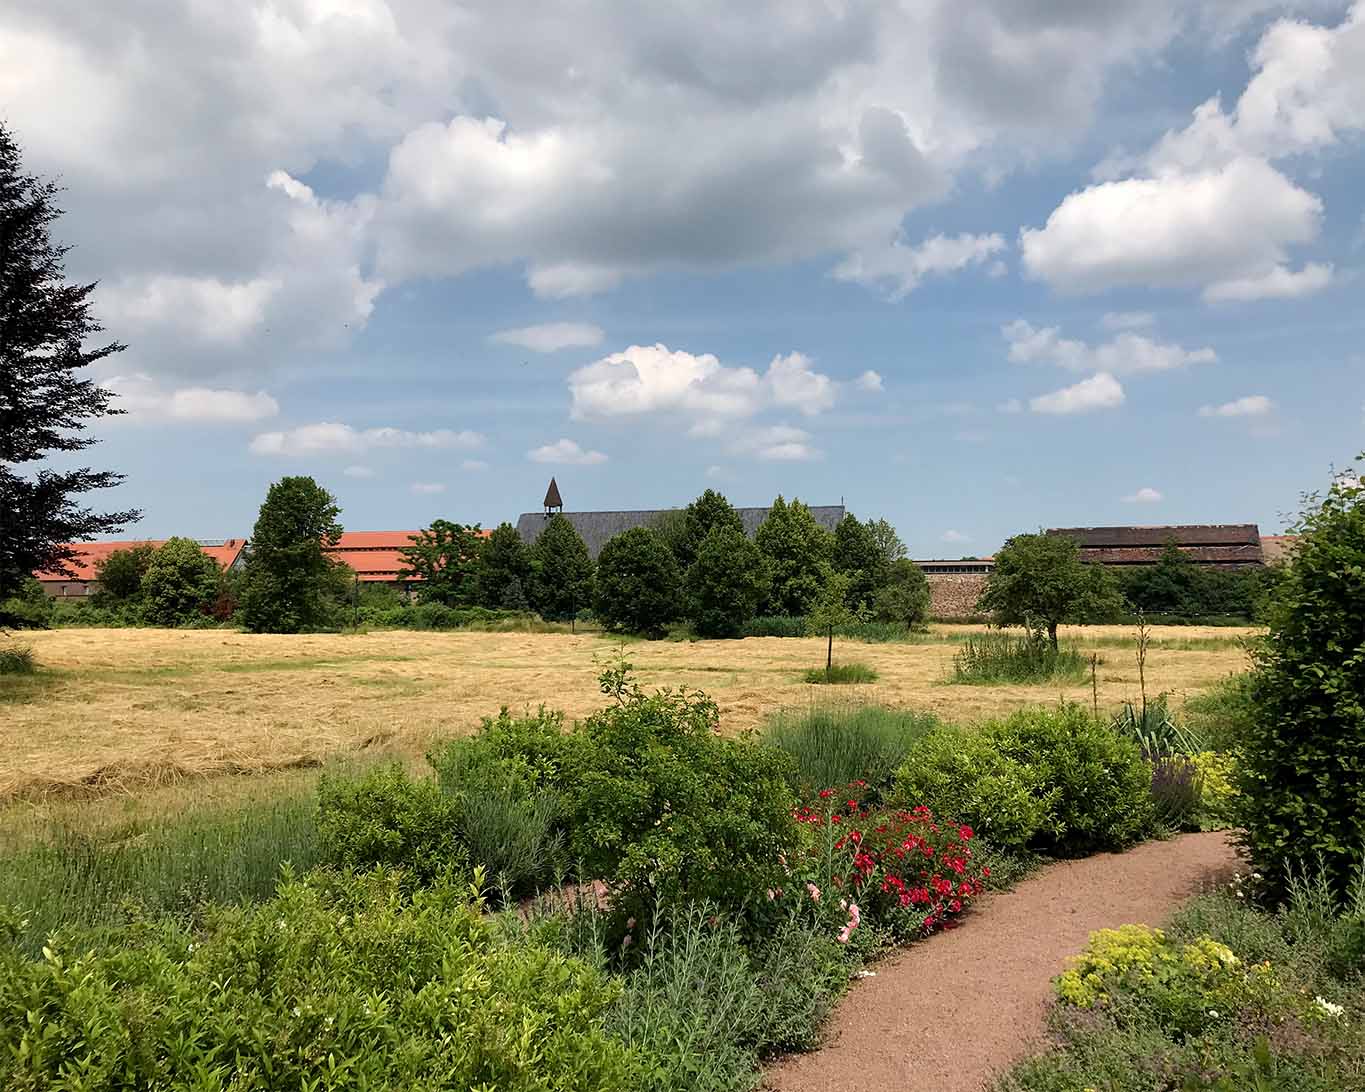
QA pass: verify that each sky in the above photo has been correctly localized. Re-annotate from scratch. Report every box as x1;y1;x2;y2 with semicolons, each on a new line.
4;0;1363;558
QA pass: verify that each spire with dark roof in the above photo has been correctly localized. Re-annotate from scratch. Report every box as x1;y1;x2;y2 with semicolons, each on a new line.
543;477;563;517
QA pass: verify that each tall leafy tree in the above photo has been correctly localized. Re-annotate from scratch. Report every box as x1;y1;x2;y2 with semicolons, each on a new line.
0;122;138;608
755;495;833;615
530;515;594;621
1242;459;1365;900
977;532;1122;649
832;513;886;610
399;520;484;606
95;543;156;601
594;527;682;637
141;537;221;626
475;522;532;609
240;477;345;634
872;558;931;628
685;525;770;638
866;517;907;567
675;488;745;570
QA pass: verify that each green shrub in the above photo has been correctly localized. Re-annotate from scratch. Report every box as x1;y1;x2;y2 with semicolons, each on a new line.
1184;674;1257;753
762;703;940;804
1109;693;1207;757
1242;464;1365;901
448;787;567;898
140;536;223;625
565;670;798;922
0;868;641;1091
1148;754;1204;831
950;630;1090;685
871;558;931;628
0;642;35;675
429;706;573;796
894;706;1154;855
317;765;464;879
0;577;55;628
893;726;1049;851
803;662;878;684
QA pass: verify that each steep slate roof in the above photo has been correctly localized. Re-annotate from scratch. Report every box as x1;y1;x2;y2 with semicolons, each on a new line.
543;477;563;509
34;539;247;581
515;505;846;559
1046;524;1264;567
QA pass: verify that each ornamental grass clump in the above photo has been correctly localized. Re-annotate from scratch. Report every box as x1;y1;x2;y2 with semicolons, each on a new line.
950;629;1090;685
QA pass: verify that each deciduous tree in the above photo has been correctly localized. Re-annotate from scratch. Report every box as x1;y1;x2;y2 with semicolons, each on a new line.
872;558;931;628
529;515;594;621
142;537;221;625
95;544;155;602
594;527;681;637
0;122;138;610
684;525;770;638
676;488;745;570
833;513;886;610
755;496;833;615
977;532;1121;649
399;520;484;606
867;517;907;567
473;522;531;609
240;477;346;633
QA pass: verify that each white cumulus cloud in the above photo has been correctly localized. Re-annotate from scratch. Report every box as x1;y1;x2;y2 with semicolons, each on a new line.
940;529;971;543
489;322;606;352
1123;487;1164;503
1003;320;1216;374
527;438;608;465
855;370;884;391
1029;373;1125;415
1198;395;1275;417
727;424;821;462
105;373;279;422
249;423;484;456
1204;262;1333;302
832;232;1006;299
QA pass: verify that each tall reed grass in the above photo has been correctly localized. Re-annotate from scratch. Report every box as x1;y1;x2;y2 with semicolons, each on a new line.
762;702;941;802
950;631;1090;685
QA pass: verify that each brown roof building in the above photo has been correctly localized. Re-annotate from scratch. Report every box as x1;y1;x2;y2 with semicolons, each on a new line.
1046;524;1265;567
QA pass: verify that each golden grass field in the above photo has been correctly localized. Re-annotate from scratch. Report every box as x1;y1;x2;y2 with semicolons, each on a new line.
0;624;1256;805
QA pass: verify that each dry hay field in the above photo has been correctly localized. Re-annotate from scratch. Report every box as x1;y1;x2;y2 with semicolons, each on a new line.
0;624;1255;805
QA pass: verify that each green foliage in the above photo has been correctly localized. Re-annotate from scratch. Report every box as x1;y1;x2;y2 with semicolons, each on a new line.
0;790;323;955
594;527;683;637
399;519;485;606
1108;693;1207;757
1118;543;1277;622
1184;674;1258;754
762;703;940;804
240;475;347;633
741;614;922;641
0;641;35;675
978;533;1123;647
1242;460;1365;901
0;122;139;606
358;602;540;630
317;765;465;880
871;557;931;628
832;514;886;610
94;543;154;601
866;517;907;568
805;568;868;678
567;671;798;920
755;496;834;615
475;521;533;608
0;577;53;628
0;868;642;1092
140;536;222;625
951;629;1090;684
894;706;1154;855
802;662;878;684
684;525;770;638
531;514;595;621
675;488;745;570
608;906;851;1092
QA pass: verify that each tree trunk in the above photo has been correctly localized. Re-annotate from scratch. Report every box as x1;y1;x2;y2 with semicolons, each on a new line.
1048;620;1059;651
826;626;834;679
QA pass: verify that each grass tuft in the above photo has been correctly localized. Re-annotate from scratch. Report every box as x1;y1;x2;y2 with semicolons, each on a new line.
0;643;36;675
803;662;878;685
763;702;940;802
949;630;1090;685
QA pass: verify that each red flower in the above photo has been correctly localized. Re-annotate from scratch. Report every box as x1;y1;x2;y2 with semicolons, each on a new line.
819;788;834;799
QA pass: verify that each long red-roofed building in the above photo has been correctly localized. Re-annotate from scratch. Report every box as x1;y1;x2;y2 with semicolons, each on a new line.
34;539;249;597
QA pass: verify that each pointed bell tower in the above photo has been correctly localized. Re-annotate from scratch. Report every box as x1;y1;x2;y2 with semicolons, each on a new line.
543;477;563;519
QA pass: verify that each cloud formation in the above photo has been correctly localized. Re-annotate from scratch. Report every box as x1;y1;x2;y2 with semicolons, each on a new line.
527;438;608;465
1198;395;1275;417
1123;487;1164;503
410;482;446;494
249;423;484;456
105;374;279;423
1004;321;1216;374
1029;373;1125;415
489;322;606;352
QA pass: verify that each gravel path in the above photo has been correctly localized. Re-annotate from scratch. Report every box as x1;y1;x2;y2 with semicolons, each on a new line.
764;831;1241;1092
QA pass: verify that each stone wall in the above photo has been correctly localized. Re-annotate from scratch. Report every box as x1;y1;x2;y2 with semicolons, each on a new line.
926;573;989;620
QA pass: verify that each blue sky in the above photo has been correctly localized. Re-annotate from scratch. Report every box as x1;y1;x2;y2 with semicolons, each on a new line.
5;0;1362;557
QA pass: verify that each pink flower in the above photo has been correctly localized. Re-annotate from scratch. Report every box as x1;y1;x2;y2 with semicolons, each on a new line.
806;882;822;901
626;917;636;930
623;934;633;948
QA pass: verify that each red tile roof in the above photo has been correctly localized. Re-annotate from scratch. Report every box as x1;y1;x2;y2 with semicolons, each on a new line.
35;539;247;582
328;529;491;582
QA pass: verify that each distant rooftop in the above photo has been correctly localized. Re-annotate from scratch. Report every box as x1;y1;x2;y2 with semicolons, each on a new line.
1047;524;1264;567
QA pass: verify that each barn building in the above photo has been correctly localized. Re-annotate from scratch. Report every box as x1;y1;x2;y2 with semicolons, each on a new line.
1045;525;1266;568
325;529;492;589
33;539;249;597
514;478;845;559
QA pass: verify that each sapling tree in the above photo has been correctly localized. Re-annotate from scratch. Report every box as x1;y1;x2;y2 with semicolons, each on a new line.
805;568;865;680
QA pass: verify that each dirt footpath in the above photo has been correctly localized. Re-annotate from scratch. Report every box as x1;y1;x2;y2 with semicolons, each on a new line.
765;832;1241;1092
